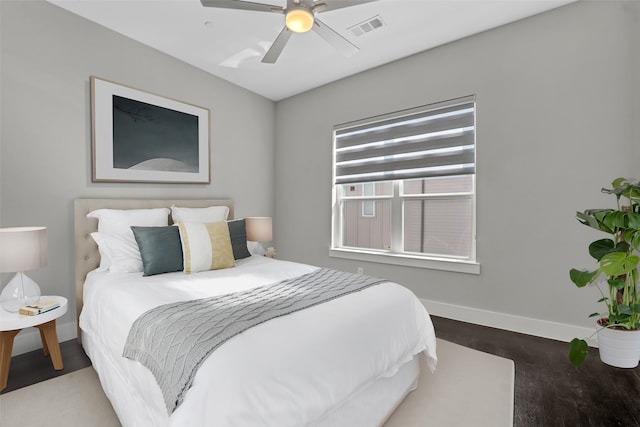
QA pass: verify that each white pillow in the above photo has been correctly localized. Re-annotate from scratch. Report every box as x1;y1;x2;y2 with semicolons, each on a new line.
90;232;143;273
91;232;111;272
87;208;170;271
171;205;229;224
88;208;170;235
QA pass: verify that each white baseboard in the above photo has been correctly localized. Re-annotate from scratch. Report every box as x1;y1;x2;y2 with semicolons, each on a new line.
421;299;599;347
10;320;78;356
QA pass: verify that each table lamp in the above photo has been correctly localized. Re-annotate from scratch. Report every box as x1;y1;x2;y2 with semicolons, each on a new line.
245;217;273;257
0;227;48;312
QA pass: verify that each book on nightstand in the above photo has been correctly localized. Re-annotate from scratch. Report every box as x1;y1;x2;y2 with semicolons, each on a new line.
19;300;60;316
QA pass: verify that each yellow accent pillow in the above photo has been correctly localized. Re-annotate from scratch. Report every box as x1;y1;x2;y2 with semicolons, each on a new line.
178;221;235;273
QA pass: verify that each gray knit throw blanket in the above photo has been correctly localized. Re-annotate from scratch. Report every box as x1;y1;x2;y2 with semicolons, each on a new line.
122;268;386;414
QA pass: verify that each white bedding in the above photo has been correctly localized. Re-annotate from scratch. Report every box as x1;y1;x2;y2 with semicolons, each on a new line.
79;256;437;427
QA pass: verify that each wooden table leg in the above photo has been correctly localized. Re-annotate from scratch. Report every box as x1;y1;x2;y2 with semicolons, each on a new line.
36;320;63;371
0;329;21;391
39;327;49;357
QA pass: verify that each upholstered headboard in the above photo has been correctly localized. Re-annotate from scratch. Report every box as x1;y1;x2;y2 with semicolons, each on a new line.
73;198;234;340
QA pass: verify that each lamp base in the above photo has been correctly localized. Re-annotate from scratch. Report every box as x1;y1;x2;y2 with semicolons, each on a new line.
247;241;266;257
0;272;41;313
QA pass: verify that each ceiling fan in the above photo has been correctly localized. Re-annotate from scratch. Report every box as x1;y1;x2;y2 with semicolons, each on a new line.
200;0;377;63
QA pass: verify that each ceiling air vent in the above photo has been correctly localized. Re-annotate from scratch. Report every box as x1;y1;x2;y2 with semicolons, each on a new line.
348;15;384;37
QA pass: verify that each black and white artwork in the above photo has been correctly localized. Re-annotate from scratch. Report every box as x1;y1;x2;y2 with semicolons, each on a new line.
91;76;210;183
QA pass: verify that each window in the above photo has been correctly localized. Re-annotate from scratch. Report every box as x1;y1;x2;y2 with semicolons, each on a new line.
361;183;376;217
331;96;478;273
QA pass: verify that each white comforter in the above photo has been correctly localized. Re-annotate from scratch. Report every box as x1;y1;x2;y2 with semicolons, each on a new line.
80;256;437;427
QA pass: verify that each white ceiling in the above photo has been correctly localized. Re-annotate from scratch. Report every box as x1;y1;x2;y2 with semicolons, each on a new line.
48;0;575;101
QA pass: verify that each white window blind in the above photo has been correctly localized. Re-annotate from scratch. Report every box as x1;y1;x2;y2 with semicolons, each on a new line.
334;97;475;185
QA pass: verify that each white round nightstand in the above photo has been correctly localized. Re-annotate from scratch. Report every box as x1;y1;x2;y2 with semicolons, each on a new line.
0;295;68;391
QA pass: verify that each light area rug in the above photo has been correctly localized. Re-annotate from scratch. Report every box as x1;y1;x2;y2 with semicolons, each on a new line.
385;339;514;427
0;339;514;427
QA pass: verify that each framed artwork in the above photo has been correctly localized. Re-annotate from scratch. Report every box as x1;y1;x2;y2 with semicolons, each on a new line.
91;76;210;183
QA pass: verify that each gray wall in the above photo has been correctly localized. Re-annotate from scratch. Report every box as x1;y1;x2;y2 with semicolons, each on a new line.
274;0;639;332
633;2;640;164
2;0;638;353
0;0;276;343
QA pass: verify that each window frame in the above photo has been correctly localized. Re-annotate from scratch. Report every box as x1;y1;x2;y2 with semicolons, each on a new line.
399;179;476;260
330;97;480;275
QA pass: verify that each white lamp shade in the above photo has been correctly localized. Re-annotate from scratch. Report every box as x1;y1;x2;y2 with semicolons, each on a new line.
0;227;48;273
245;217;273;242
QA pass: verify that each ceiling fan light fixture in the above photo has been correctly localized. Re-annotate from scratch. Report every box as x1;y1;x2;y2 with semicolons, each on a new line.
285;8;314;33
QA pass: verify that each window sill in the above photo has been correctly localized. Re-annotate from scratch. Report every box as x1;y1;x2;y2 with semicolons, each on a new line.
329;248;480;274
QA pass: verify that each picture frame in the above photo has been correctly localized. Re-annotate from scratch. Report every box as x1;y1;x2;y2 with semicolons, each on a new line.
90;76;210;183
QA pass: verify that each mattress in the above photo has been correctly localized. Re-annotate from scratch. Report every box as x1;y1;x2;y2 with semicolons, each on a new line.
79;255;437;426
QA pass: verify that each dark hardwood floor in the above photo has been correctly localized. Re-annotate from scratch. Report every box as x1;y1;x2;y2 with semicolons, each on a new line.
2;317;639;426
431;316;640;427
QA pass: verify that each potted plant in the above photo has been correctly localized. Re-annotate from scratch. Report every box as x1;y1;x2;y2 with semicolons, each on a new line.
568;177;640;368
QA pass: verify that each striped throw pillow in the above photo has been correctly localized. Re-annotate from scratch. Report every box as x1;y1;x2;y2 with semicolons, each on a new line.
177;221;235;273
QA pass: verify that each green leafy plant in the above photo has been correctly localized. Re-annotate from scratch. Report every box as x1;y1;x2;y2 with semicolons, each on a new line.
568;177;640;368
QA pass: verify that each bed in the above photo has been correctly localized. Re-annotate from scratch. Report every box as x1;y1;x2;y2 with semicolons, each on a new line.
74;198;438;427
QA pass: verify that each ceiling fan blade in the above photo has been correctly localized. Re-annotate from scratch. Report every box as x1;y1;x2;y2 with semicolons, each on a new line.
262;26;293;63
312;18;358;57
200;0;283;13
312;0;377;13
